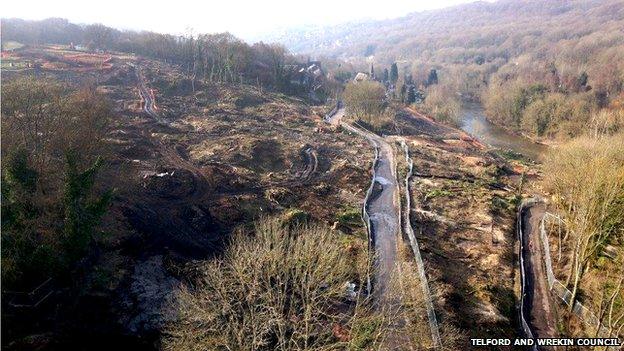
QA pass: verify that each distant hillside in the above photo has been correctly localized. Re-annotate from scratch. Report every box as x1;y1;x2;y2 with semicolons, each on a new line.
0;17;340;100
257;0;624;140
257;0;624;64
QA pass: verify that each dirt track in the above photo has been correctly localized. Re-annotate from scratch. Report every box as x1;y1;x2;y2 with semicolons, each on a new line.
134;65;212;204
521;201;558;341
333;109;401;301
366;135;400;301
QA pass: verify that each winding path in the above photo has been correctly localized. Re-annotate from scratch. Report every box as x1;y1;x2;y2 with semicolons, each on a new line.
299;147;318;180
329;108;401;301
133;65;211;203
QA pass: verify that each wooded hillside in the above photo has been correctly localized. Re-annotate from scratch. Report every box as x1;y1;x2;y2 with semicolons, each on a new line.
260;0;624;139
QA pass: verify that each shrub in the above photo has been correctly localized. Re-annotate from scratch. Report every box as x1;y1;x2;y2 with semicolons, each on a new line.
1;77;112;289
343;81;388;128
422;84;461;127
543;133;624;314
164;218;383;350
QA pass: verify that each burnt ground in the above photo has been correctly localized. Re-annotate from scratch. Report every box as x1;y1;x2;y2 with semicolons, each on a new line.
2;46;374;349
396;109;522;348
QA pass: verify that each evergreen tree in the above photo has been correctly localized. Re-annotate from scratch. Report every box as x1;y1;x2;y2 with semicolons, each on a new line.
427;69;438;85
383;68;389;83
390;63;399;84
1;150;38;242
62;151;112;263
405;73;413;85
399;83;407;102
578;71;588;87
1;150;54;286
406;85;416;104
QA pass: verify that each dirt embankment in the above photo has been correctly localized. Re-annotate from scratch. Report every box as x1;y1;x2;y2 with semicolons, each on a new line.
397;109;522;346
111;60;376;337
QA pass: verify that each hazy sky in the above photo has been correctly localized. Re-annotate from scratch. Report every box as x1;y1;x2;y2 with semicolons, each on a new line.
3;0;483;39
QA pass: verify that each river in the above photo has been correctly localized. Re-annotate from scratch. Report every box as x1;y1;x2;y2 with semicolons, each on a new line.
459;102;547;161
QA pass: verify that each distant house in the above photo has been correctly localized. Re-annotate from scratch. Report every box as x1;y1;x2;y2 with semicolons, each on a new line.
353;72;370;83
287;60;324;91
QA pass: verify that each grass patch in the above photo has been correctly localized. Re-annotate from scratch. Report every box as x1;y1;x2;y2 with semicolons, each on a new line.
490;194;516;215
350;317;383;350
493;148;533;166
282;208;310;225
336;206;361;227
424;188;453;202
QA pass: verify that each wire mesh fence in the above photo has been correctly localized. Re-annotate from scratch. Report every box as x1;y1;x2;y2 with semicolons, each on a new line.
517;199;538;350
538;210;617;340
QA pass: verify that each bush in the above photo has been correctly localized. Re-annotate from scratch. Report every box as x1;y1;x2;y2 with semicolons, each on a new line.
343;81;388;128
1;77;112;289
1;150;111;288
164;218;384;350
422;84;461;126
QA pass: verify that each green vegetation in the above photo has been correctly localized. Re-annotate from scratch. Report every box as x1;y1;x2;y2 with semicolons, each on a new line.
489;194;516;216
336;206;362;228
281;208;310;225
494;149;526;162
1;77;112;289
62;152;112;262
350;317;383;350
424;188;453;202
389;63;398;84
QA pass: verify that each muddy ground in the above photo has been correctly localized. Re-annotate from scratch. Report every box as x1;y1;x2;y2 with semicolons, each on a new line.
4;45;541;349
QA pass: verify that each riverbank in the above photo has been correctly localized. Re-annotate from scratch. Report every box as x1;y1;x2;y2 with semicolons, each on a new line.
458;102;548;162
